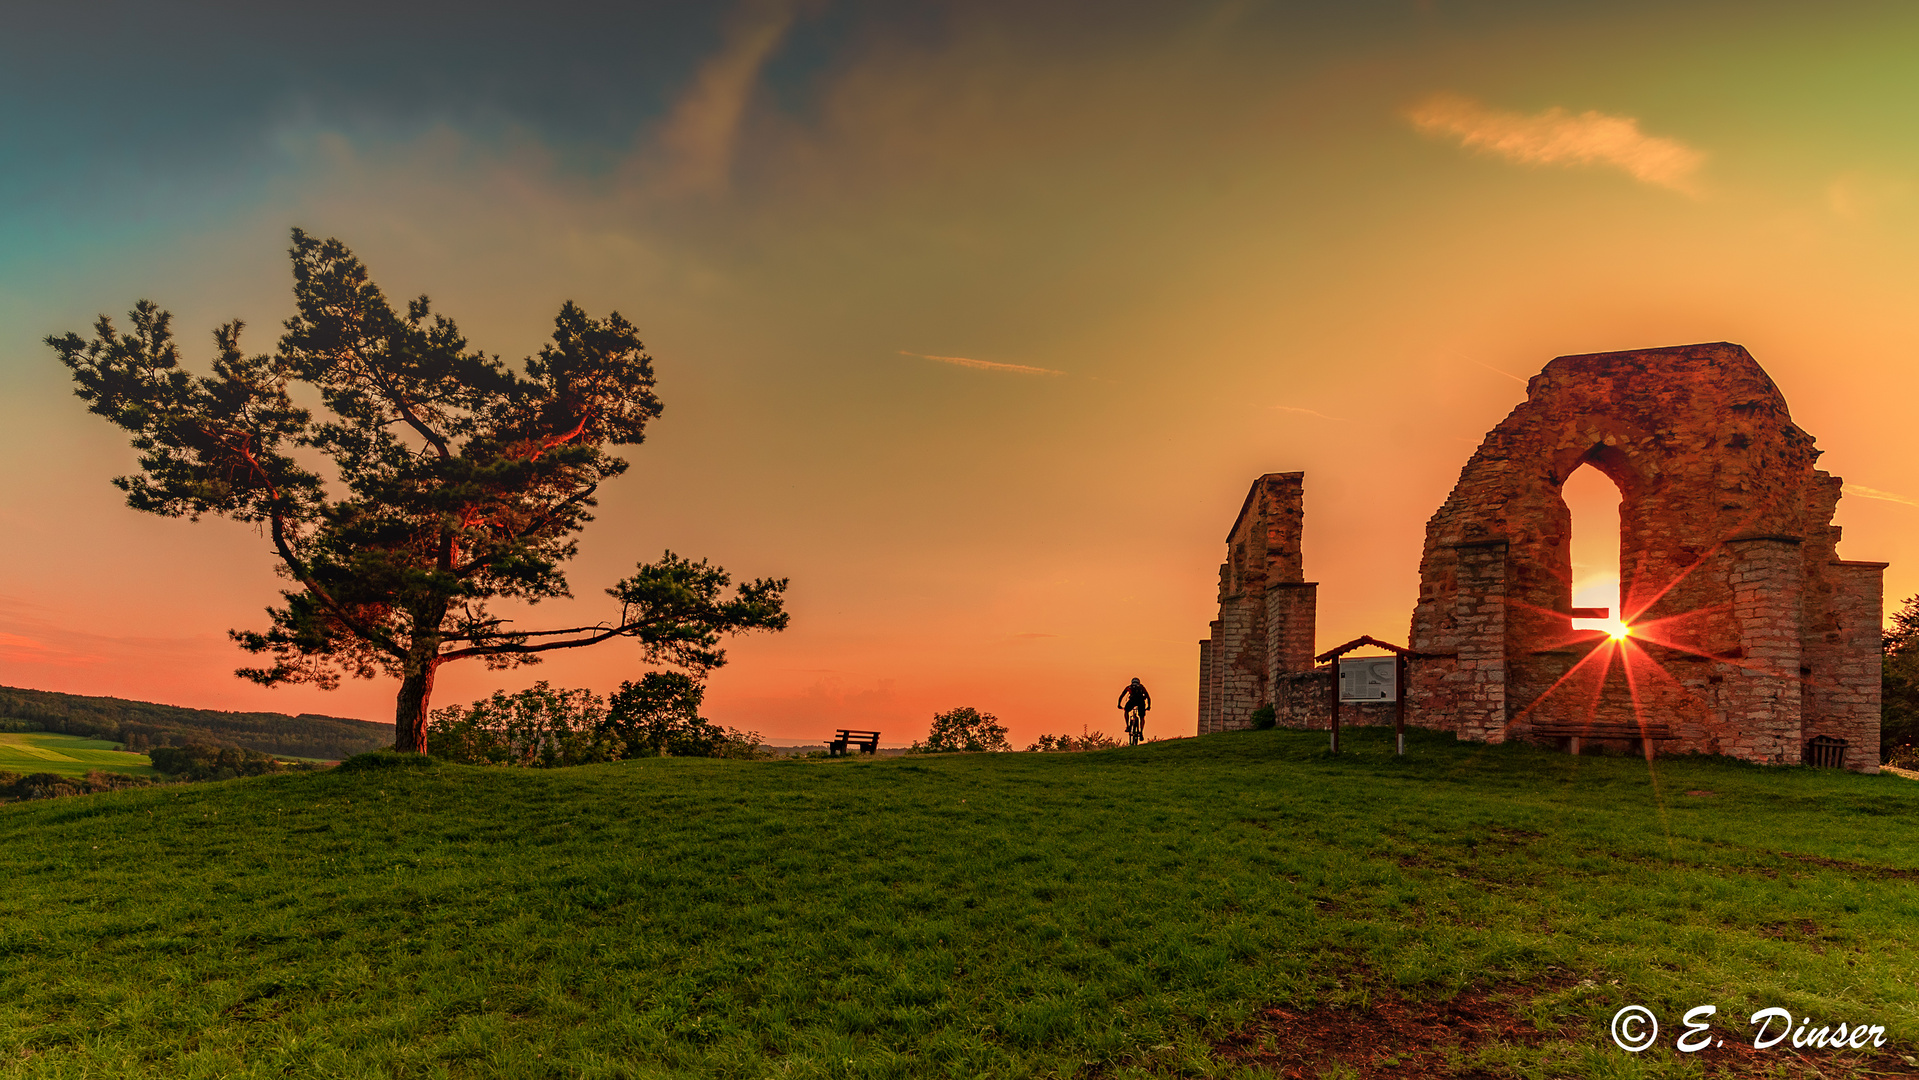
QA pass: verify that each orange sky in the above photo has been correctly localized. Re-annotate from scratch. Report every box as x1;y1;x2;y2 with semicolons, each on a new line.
5;2;1919;746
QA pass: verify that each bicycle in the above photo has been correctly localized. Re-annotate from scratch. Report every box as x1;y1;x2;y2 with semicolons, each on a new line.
1123;704;1147;746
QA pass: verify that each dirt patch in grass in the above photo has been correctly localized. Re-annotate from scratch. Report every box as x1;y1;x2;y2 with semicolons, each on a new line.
1774;851;1919;882
1684;1040;1919;1078
1213;983;1566;1078
1212;982;1919;1079
1756;918;1823;941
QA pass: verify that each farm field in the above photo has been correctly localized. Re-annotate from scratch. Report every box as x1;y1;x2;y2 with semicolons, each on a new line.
2;728;1918;1079
0;730;154;778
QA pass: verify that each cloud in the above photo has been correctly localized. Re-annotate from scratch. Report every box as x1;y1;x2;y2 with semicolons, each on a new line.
1408;93;1705;194
899;350;1067;376
655;0;797;195
1827;171;1910;221
1842;483;1919;507
1270;405;1351;422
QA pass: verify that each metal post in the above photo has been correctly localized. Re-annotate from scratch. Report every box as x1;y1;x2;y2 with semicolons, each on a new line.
1394;653;1406;756
1328;657;1340;753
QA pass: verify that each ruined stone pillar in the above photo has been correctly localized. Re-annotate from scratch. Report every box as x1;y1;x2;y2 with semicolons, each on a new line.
1265;581;1318;689
1206;618;1224;734
1452;539;1509;742
1725;536;1805;763
1810;559;1885;771
1219;590;1261;730
1196;639;1213;736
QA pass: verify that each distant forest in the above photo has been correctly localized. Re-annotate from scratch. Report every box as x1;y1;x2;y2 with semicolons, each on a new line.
0;686;392;760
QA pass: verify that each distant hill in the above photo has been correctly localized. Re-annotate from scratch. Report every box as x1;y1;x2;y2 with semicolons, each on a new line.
0;685;393;760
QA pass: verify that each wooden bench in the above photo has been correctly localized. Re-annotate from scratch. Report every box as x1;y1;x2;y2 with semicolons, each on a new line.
829;729;882;756
1530;722;1675;757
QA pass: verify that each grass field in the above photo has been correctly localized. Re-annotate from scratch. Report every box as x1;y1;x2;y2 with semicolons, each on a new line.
2;728;1918;1079
0;730;154;777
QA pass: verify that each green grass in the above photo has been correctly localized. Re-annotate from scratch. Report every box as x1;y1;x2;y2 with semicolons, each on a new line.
2;728;1918;1079
0;731;154;777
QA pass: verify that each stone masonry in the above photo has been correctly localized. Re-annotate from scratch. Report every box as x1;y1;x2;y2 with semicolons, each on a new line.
1199;343;1885;771
1195;473;1317;733
1408;342;1883;770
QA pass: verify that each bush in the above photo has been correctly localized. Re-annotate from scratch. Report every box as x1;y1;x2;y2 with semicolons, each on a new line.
913;707;1011;753
1026;731;1121;752
1250;704;1277;731
147;743;285;781
426;677;770;767
426;683;618;767
0;769;156;803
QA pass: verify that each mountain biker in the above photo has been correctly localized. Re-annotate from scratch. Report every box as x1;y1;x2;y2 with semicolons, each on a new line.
1116;678;1151;745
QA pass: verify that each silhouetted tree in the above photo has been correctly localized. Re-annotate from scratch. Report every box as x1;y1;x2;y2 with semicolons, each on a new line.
1884;593;1919;764
50;230;788;752
914;707;1011;753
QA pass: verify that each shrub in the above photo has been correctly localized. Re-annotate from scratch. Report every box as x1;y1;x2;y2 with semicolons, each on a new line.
426;677;771;766
1250;704;1277;730
1025;731;1121;752
148;743;285;781
426;683;619;767
0;769;156;803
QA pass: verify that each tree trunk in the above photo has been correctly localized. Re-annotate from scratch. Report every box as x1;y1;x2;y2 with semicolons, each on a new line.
394;653;440;754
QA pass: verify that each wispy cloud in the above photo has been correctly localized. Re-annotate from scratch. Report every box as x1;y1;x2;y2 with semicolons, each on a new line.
1467;358;1528;385
1843;483;1919;507
899;350;1067;376
1270;405;1351;422
1827;171;1910;221
655;0;797;195
1407;93;1705;195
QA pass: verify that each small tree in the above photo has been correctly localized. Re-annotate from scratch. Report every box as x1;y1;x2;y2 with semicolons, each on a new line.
605;672;735;758
914;706;1011;753
50;231;788;752
1884;593;1919;764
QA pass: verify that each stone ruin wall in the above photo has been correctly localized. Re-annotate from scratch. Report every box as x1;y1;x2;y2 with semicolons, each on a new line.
1196;473;1316;733
1198;343;1885;771
1272;670;1398;730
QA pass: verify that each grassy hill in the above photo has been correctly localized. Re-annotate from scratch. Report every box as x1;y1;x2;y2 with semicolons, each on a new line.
2;728;1917;1078
0;685;391;760
0;731;156;778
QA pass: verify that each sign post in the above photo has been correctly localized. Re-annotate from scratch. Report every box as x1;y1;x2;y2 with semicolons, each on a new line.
1395;653;1407;756
1327;659;1340;752
1318;637;1415;756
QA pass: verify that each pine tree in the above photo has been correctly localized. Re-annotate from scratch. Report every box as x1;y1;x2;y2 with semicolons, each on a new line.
50;230;787;752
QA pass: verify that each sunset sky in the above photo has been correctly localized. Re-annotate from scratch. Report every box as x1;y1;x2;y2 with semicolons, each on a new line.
6;1;1919;746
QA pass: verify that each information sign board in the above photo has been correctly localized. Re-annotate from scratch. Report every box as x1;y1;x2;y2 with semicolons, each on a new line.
1338;656;1397;702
